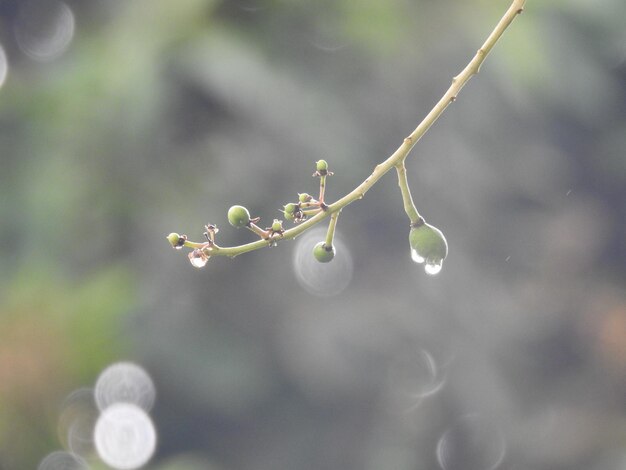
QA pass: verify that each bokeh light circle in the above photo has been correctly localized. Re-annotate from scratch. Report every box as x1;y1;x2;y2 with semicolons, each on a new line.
14;0;75;62
95;362;156;412
386;348;445;412
292;228;353;296
57;388;98;457
94;403;157;470
0;45;7;89
38;451;88;470
436;415;506;470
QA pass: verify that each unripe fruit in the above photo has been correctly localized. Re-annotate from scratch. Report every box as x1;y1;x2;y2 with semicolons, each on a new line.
283;203;297;221
227;205;251;228
299;193;313;203
271;219;283;232
313;241;335;263
409;221;448;274
316;160;328;172
166;232;186;249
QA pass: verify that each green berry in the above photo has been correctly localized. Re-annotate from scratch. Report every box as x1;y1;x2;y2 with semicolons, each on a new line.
227;205;251;228
166;232;186;249
271;219;283;232
283;203;297;221
316;160;328;172
299;193;313;203
313;241;335;263
409;221;448;272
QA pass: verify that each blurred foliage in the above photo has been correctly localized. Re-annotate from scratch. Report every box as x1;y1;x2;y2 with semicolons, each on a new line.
0;0;626;469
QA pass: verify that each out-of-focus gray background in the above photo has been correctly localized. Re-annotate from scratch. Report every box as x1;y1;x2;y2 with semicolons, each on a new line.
1;0;625;469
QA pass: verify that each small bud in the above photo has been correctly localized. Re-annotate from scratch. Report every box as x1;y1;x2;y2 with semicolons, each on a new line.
409;221;448;275
271;219;284;233
166;232;186;250
299;193;313;203
283;203;297;221
313;241;335;263
227;205;251;228
313;159;333;177
316;160;328;172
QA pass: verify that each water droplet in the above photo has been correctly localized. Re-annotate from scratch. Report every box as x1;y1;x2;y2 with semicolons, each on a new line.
188;250;209;268
436;415;506;470
14;1;75;62
94;403;157;470
174;245;183;250
0;45;8;90
425;260;443;276
38;451;88;470
292;228;353;297
411;249;425;264
95;362;156;412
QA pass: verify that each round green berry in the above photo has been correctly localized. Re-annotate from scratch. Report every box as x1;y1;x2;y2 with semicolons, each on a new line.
299;193;313;203
166;232;183;248
271;219;283;232
313;241;335;263
227;205;251;228
316;160;328;172
283;203;297;221
409;221;448;265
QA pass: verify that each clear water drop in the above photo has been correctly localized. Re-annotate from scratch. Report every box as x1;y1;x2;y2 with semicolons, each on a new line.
174;245;183;250
425;260;443;276
411;249;425;264
188;250;209;268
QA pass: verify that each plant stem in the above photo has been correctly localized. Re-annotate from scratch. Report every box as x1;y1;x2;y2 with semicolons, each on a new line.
395;161;421;225
178;0;525;259
325;211;340;247
318;175;327;203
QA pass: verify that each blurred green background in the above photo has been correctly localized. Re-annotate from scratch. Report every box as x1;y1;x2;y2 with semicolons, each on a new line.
1;0;626;468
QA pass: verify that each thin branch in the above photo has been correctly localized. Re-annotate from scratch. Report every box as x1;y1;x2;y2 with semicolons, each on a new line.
176;0;526;259
395;161;421;225
325;211;340;247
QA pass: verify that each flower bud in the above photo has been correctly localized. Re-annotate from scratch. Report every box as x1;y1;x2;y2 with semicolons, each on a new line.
227;205;251;228
298;193;313;203
316;160;328;172
313;241;335;263
271;219;284;233
166;232;186;249
283;203;297;221
409;221;447;275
